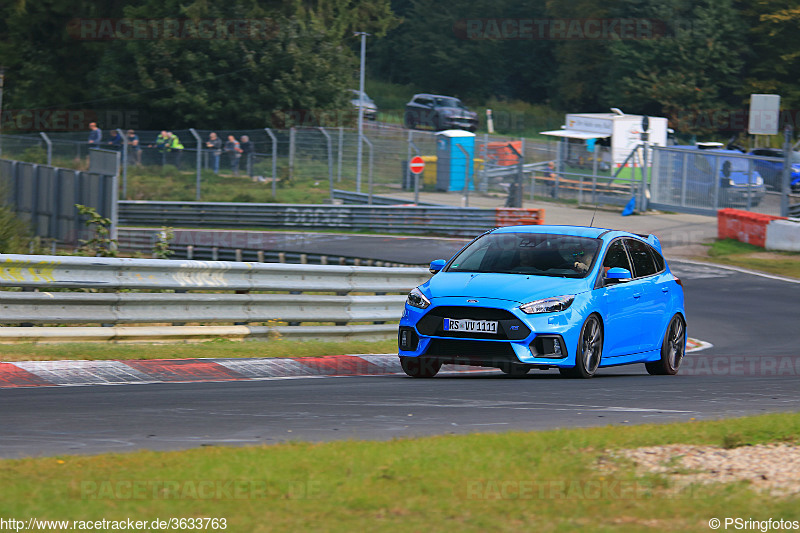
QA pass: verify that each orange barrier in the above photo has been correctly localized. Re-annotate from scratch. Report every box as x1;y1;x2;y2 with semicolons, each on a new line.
481;141;522;166
495;208;545;227
717;208;785;248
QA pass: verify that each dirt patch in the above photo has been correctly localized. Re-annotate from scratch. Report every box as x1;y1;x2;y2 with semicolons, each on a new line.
600;444;800;497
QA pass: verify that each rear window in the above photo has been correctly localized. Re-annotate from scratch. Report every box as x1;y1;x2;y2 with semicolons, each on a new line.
625;238;658;278
446;232;601;278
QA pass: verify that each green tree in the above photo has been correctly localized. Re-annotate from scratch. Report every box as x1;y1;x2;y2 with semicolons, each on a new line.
740;0;800;111
544;0;619;110
602;0;746;135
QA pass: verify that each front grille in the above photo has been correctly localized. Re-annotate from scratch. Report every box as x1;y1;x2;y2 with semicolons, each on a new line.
417;306;530;340
424;339;517;359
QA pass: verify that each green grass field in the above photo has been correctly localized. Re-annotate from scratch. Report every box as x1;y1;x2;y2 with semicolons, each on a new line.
1;413;798;532
704;239;800;279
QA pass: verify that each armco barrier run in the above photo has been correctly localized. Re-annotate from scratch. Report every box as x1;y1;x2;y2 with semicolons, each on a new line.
717;208;786;248
0;254;431;344
118;201;544;238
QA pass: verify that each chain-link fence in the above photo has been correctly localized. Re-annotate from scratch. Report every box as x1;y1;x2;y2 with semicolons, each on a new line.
0;126;564;205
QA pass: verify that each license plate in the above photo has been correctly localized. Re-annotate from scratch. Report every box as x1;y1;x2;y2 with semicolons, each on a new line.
443;318;498;334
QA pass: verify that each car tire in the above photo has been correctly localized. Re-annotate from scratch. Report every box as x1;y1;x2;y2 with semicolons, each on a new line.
500;363;530;377
400;356;441;378
646;314;685;376
559;314;603;379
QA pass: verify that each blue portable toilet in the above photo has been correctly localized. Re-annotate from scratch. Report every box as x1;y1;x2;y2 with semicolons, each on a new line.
436;130;476;192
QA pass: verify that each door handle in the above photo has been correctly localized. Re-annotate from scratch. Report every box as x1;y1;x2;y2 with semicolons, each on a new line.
662;287;669;293
633;292;642;299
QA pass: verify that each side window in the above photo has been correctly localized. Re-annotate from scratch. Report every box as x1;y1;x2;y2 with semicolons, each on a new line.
625;239;657;278
650;246;665;273
602;240;631;272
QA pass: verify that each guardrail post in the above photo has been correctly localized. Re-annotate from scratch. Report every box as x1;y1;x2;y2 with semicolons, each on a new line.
39;132;52;166
289;127;295;181
781;125;792;217
319;127;335;204
361;134;374;205
265;128;278;198
116;128;128;199
189;128;202;201
337;127;344;182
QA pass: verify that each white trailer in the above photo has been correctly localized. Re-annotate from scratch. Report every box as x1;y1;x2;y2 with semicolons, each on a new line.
541;112;668;168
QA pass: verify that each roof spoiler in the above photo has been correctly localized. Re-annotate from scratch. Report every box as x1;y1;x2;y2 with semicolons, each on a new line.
635;233;663;252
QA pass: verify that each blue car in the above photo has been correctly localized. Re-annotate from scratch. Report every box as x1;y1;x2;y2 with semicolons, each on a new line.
398;225;686;378
748;148;800;192
672;147;766;207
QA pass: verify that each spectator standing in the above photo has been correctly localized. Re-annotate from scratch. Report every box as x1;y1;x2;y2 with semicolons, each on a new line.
107;130;123;151
206;132;222;174
167;131;184;170
239;135;254;177
154;130;169;166
126;129;142;166
87;122;102;146
225;135;242;176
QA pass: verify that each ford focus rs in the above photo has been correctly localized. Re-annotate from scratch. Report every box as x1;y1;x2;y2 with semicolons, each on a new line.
398;225;686;378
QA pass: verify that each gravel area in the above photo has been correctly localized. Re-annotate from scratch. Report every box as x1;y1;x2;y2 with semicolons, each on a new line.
600;444;800;497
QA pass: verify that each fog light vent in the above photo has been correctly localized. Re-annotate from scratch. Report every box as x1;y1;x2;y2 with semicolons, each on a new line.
398;327;419;351
530;335;567;359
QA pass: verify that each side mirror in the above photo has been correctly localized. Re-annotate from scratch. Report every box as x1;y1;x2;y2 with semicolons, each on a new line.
429;259;446;274
605;267;632;282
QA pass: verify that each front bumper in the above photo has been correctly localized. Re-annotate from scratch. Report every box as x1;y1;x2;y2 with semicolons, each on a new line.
398;296;586;368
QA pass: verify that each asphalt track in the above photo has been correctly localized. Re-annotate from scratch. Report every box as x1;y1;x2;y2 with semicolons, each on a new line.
1;261;799;458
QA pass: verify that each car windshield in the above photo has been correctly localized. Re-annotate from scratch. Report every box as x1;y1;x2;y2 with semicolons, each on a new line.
351;90;373;103
718;157;750;173
446;232;601;278
433;97;464;109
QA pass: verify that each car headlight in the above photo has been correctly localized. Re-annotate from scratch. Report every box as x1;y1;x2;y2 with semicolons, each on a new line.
406;287;431;309
519;295;575;314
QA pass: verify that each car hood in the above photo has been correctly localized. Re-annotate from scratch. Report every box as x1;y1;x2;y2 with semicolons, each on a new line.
439;106;477;118
728;170;764;187
422;272;590;304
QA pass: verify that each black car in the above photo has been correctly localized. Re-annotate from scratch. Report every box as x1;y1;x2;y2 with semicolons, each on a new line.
404;94;478;132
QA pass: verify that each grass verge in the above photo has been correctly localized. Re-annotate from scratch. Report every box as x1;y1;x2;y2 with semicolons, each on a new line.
1;413;798;531
704;239;800;279
0;338;396;362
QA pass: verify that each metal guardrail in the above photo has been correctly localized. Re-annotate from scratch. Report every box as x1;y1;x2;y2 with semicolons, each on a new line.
331;189;440;206
0;254;430;342
119;201;498;237
789;204;800;218
117;228;430;266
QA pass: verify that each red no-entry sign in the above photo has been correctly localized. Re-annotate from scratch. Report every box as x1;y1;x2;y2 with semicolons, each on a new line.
409;156;425;175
